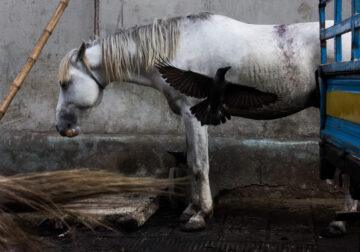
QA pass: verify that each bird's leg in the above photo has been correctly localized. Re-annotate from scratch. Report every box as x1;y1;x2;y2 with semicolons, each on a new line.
180;108;213;231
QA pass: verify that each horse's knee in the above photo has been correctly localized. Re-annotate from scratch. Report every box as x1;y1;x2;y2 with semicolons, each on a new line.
188;154;209;172
193;170;205;181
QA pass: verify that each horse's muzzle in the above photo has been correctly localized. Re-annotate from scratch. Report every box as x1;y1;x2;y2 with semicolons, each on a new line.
65;128;79;137
56;125;80;138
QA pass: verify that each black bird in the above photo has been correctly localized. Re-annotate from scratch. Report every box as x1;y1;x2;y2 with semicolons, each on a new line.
155;60;279;126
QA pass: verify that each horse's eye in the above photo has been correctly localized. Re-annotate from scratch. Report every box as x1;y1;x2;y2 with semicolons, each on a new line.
60;80;71;90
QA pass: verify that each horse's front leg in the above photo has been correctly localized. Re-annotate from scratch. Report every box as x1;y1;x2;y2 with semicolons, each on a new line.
324;176;358;237
180;107;213;231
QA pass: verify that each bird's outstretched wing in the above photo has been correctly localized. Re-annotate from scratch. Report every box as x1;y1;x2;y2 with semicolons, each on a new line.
155;59;212;98
225;83;279;109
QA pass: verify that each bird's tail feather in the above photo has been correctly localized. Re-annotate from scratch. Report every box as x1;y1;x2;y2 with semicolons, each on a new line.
190;100;231;126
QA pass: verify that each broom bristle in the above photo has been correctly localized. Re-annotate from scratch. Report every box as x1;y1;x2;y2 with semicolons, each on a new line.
0;210;48;252
0;169;188;251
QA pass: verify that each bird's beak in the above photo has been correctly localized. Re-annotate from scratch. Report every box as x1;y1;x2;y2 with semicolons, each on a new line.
222;66;231;74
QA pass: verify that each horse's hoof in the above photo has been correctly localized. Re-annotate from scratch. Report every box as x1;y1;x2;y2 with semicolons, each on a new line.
179;205;196;223
320;221;346;238
179;211;193;223
180;214;206;232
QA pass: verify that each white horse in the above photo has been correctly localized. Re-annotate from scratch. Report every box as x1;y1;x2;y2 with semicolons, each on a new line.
55;13;355;233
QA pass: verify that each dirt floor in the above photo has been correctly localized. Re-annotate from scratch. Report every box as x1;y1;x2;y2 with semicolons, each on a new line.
41;197;360;252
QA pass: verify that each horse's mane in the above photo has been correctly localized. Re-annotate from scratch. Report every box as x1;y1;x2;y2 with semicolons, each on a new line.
58;49;76;83
101;12;213;83
58;12;213;84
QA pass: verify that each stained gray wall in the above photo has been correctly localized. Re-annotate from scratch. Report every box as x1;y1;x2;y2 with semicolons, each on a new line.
0;0;349;198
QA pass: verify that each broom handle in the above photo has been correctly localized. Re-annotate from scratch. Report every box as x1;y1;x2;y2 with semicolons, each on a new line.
0;0;71;121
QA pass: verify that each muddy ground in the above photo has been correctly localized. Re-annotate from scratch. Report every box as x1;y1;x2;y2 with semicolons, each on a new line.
33;196;360;252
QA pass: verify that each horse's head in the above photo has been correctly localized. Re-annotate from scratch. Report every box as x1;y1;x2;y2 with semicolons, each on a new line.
56;42;105;137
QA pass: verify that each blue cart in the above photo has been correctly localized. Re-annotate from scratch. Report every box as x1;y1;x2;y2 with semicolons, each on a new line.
319;0;360;203
318;0;360;203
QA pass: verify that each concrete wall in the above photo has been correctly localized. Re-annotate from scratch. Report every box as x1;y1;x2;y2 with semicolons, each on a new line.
0;0;349;198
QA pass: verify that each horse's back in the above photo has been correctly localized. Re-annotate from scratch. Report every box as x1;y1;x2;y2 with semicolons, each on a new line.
172;15;320;118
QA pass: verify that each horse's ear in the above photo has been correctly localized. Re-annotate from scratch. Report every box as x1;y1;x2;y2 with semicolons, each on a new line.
76;42;86;61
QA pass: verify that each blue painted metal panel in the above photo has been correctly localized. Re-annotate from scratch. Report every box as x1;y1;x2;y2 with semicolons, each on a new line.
319;14;360;40
321;47;327;65
355;0;360;59
319;0;327;64
321;116;360;158
321;60;360;73
327;79;360;92
335;0;342;62
352;0;360;59
320;77;326;129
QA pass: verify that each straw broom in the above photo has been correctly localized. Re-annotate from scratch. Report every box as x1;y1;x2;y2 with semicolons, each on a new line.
0;210;47;252
5;169;186;204
0;169;187;251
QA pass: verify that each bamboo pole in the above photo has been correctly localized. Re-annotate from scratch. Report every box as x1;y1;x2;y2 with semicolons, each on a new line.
0;0;71;121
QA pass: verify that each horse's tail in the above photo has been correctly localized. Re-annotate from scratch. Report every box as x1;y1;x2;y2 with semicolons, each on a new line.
190;99;231;126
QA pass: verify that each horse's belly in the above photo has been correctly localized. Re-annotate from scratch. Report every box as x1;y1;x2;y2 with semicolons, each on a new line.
227;101;313;120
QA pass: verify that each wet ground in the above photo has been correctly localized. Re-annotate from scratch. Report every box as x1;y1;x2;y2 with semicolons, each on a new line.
44;197;360;251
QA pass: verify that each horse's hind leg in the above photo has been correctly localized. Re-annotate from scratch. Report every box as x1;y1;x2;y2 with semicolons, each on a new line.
323;175;358;237
180;107;213;231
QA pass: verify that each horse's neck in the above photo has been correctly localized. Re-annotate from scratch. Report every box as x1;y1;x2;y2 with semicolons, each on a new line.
85;44;102;68
86;43;154;88
85;44;107;86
